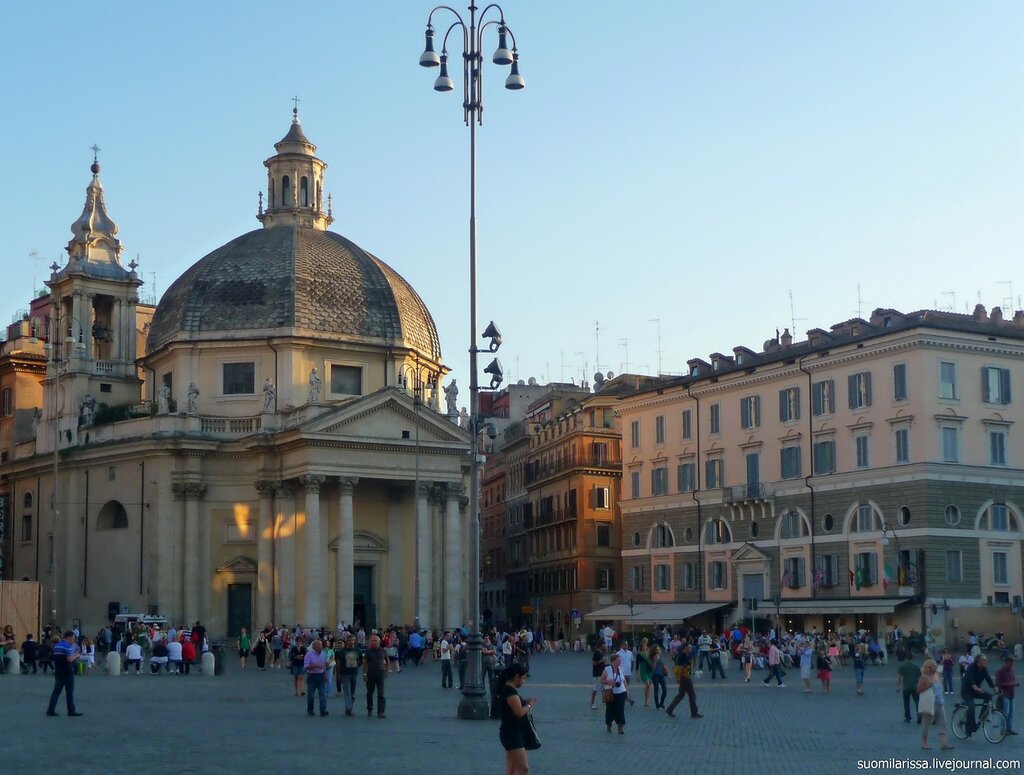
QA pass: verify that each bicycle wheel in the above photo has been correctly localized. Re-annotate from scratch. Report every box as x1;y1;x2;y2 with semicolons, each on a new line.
950;705;969;740
984;709;1008;743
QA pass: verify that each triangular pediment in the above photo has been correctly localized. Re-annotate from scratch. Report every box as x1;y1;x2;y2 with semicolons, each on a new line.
216;555;257;574
730;542;770;563
300;388;468;444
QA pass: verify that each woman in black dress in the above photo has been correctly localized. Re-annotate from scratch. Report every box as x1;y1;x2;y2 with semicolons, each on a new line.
498;663;538;775
252;632;268;670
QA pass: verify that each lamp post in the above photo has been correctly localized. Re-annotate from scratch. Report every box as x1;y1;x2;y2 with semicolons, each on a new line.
419;2;521;720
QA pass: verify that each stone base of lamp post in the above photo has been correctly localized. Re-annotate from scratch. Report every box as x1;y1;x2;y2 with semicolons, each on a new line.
457;631;489;719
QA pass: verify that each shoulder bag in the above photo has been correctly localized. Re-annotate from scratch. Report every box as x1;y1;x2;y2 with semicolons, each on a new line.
520;712;541;750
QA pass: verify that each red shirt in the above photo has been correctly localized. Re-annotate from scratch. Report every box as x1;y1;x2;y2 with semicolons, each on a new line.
182;641;196;661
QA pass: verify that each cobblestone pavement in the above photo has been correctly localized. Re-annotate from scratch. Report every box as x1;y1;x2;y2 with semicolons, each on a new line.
2;652;1020;774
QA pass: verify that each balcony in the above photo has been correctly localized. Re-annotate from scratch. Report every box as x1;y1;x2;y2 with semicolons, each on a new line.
524;453;622;485
724;482;774;503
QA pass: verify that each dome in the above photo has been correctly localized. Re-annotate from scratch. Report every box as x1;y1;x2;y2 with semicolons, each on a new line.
146;225;441;360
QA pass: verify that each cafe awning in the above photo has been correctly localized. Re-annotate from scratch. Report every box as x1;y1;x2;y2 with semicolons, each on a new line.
772;597;914;615
584;601;731;624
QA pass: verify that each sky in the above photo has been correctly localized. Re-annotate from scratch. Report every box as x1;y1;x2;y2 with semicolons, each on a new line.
2;1;1021;389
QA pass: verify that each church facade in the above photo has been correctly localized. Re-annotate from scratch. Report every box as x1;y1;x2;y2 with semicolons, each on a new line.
0;113;471;638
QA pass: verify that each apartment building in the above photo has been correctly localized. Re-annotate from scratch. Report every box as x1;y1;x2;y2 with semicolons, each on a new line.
615;306;1024;644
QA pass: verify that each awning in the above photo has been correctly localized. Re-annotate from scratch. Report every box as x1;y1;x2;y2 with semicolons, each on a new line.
771;597;914;615
584;602;731;624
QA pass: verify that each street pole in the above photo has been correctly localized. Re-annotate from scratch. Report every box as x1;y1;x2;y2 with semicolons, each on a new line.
420;2;523;720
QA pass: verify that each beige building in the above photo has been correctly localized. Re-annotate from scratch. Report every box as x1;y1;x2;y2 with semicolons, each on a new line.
1;113;471;637
617;308;1024;644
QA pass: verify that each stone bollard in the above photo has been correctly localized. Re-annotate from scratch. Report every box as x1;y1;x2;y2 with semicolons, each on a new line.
106;651;121;676
1015;643;1023;661
201;651;216;676
4;650;22;676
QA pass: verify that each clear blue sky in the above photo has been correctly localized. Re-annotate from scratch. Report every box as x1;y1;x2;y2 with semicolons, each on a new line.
2;1;1020;388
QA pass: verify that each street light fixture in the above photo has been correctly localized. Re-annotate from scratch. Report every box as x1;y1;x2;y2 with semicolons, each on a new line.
419;1;524;721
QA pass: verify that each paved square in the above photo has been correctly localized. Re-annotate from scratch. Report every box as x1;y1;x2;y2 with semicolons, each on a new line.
3;652;1020;773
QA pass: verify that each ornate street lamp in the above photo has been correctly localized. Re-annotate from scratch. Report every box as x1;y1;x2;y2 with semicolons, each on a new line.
419;2;522;720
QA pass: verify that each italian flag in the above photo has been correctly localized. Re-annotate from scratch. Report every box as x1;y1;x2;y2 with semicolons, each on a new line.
882;565;893;592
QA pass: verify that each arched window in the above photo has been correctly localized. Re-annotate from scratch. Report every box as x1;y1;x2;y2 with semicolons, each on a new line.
849;503;882;533
281;175;292;206
983;503;1019;532
779;511;809;539
704;519;731;545
23;492;33;509
300;176;309;207
97;500;129;530
652;523;674;548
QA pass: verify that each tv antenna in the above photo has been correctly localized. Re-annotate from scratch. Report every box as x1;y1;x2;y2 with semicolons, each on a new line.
618;338;629;373
594;320;603;374
649;318;662;374
788;290;807;336
996;280;1016;311
941;290;957;313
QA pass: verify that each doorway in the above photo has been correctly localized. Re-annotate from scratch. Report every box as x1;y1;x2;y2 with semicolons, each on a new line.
353;565;375;629
226;583;252;637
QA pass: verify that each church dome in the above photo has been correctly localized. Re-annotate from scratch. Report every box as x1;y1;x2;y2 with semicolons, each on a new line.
146;225;441;359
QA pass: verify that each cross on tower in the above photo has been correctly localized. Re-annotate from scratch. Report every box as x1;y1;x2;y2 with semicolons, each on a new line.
291;95;300;115
90;144;101;162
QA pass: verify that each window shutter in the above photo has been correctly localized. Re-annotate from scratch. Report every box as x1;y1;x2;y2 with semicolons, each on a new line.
792;387;800;421
982;368;991;403
869;553;878;584
753;396;760;427
1002;368;1012;404
864;373;872;406
848;374;857;409
741;398;750;429
779;389;787;421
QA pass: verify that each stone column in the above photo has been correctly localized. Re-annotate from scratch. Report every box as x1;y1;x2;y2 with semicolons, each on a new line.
431;485;445;627
301;474;324;627
415;482;432;629
335;477;358;628
444;483;465;628
110;298;121;362
277;483;297;626
387;488;404;626
180;482;206;623
84;293;95;360
255;480;278;628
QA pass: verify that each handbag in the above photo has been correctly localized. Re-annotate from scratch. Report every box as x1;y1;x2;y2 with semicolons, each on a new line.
520;713;541;750
917;686;936;716
602;688;613;703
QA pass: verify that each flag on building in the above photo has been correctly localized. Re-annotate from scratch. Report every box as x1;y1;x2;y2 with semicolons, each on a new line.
882;564;894;592
849;569;855;587
781;570;793;587
813;568;825;591
854;568;865;591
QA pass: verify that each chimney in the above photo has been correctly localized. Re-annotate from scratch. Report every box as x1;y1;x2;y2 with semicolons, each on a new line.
780;328;793;347
991;306;1003;323
973;304;988;322
1014;311;1024;327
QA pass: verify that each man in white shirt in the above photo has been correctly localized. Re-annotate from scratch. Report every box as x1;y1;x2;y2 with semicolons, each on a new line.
125;641;143;674
166;639;183;674
439;632;454;688
616;641;636;706
697;632;712;672
602;626;614;651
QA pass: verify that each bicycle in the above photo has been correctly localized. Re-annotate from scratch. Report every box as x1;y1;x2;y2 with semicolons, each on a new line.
950;693;1008;743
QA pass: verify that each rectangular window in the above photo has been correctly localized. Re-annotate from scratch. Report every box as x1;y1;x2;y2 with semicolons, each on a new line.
21;514;32;542
993;551;1009;586
630;420;640;448
593;486;610;509
709;403;721;435
779;386;800;422
942;426;960;463
2;387;10;416
812;379;835;416
597;567;614;590
677;462;695;492
848;371;872;410
710;561;726;590
946;550;962;583
705;458;723;489
992;504;1009;531
655;564;670;592
780;446;801;479
856;551;878;585
740;395;761;429
680;563;695;590
939;361;957;400
893;363;908;402
630;566;644;592
815;554;838;587
857;504;875;532
596;524;611;547
982;367;1012;405
681;409;692;440
855;434;870;469
894;427;910;464
222;362;255;395
990;429;1008;466
630;471;640;499
784;557;805;588
812;439;836;475
330;364;362;395
655;415;665;445
651;466;669;496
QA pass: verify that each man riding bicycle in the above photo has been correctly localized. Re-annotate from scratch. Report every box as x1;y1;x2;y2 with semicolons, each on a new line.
961;654;996;737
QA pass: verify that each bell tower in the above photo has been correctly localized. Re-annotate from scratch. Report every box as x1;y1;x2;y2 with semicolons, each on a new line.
257;106;333;231
44;152;144;422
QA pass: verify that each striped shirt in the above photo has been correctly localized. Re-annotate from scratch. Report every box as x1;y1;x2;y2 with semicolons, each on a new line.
52;640;79;675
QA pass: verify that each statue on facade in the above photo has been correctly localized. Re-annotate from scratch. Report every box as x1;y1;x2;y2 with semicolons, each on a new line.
186;382;200;415
157;384;171;415
79;394;97;427
308;367;321;404
444;379;459;416
262;378;276;412
459;406;470;428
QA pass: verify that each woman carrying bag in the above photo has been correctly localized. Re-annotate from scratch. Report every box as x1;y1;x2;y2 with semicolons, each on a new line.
917;659;955;751
601;653;628;734
498;663;539;775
